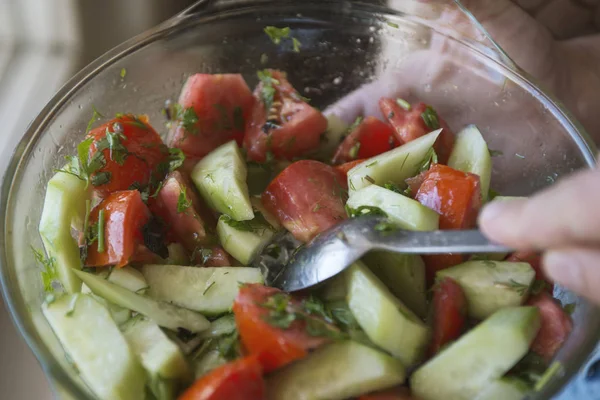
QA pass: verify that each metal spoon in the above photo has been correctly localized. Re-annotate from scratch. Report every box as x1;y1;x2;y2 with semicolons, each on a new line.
257;216;512;292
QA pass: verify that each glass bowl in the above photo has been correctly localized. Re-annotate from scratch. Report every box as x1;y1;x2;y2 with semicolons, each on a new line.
1;0;598;398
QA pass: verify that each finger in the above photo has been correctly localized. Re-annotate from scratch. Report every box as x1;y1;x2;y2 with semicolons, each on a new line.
543;247;600;305
479;167;600;249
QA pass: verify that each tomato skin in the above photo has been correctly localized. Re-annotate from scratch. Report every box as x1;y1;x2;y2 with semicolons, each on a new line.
168;74;254;159
359;387;417;400
331;117;398;164
178;356;264;400
233;284;329;372
507;251;554;293
526;292;573;361
379;99;455;163
85;190;150;268
88;115;167;197
422;254;465;286
148;171;216;254
261;160;348;242
244;70;328;162
335;158;367;176
429;277;467;356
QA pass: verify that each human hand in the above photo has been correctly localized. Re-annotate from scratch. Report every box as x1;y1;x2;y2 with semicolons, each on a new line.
479;164;600;305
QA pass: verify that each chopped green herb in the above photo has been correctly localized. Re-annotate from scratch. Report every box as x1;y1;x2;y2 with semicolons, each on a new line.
292;37;301;52
515;153;526;159
534;361;563;392
103;128;128;165
221;215;265;233
56;137;107;188
417;148;438;173
348;117;363;134
312;203;322;212
257;70;279;112
346;205;387;218
260;53;269;64
421;105;440;130
349;142;361;159
86;106;104;134
214;104;233;131
169;103;199;134
233;106;245;131
265;244;281;259
399;152;410;171
489;149;503;157
217;331;241;360
488;188;500;201
120;68;127;79
97;210;106;253
203;281;216;296
396;98;411;111
135;286;149;294
531;279;551;295
386;20;399;29
364;175;375;184
348;179;356;191
91;171;111;186
177;187;192;213
167;148;185;172
366;161;378;167
374;221;399;235
264;26;291;44
496;279;528;296
563;303;576;315
32;247;58;293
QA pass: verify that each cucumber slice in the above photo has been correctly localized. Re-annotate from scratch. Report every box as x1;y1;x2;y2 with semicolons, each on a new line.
191;141;254;221
39;168;90;293
192;342;228;379
166;243;189;265
82;284;131;325
250;196;281;229
437;261;535;320
216;215;275;265
141;265;263;316
347;129;441;192
363;252;427;318
97;266;148;293
346;185;439;231
346;262;430;366
447;125;492;201
307;113;349;161
410;307;540;400
493;196;526;202
121;316;191;399
43;294;145;400
266;341;406;400
474;377;530;400
200;314;236;339
320;274;348;302
73;269;209;333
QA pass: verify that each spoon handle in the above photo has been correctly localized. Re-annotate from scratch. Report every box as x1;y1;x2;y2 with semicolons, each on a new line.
373;229;513;254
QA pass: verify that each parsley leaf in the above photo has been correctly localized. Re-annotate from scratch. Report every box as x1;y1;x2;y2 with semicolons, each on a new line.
264;26;290;44
177;187;192;213
168;103;199;134
421;105;440;130
32;247;59;293
221;214;267;233
257;70;279;112
346;205;387;218
496;279;529;296
349;142;361;159
120;68;127;79
167;148;185;172
97;210;106;253
417;148;438;173
292;37;302;52
86;106;104;134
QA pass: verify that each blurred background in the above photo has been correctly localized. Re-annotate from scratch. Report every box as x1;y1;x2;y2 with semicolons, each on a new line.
0;0;194;397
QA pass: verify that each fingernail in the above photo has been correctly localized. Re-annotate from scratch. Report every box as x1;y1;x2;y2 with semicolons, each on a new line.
478;201;509;226
544;252;583;290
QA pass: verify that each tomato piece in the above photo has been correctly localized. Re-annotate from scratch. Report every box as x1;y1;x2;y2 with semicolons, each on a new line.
359;387;417;400
148;171;216;254
233;284;330;372
204;246;234;267
262;160;348;242
335;158;367;176
179;356;264;400
507;251;554;293
429;277;467;356
526;292;573;361
379;99;455;163
168;74;254;159
87;115;167;197
244;70;328;162
423;254;465;286
331;117;398;164
130;244;165;264
85;190;150;268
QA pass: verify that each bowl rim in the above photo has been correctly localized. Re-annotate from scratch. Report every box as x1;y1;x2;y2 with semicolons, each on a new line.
0;1;598;399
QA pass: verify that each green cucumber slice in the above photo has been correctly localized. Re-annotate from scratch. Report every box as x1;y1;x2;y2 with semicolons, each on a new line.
121;315;191;399
474;377;530;400
43;294;145;400
346;262;430;366
437;260;535;320
410;307;540;400
346;185;439;231
81;284;131;325
250;196;281;229
216;215;275;265
141;265;263;316
448;125;492;201
97;266;148;293
347;129;441;192
73;269;209;333
266;341;406;400
363;252;427;318
191;141;254;221
39;168;91;293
